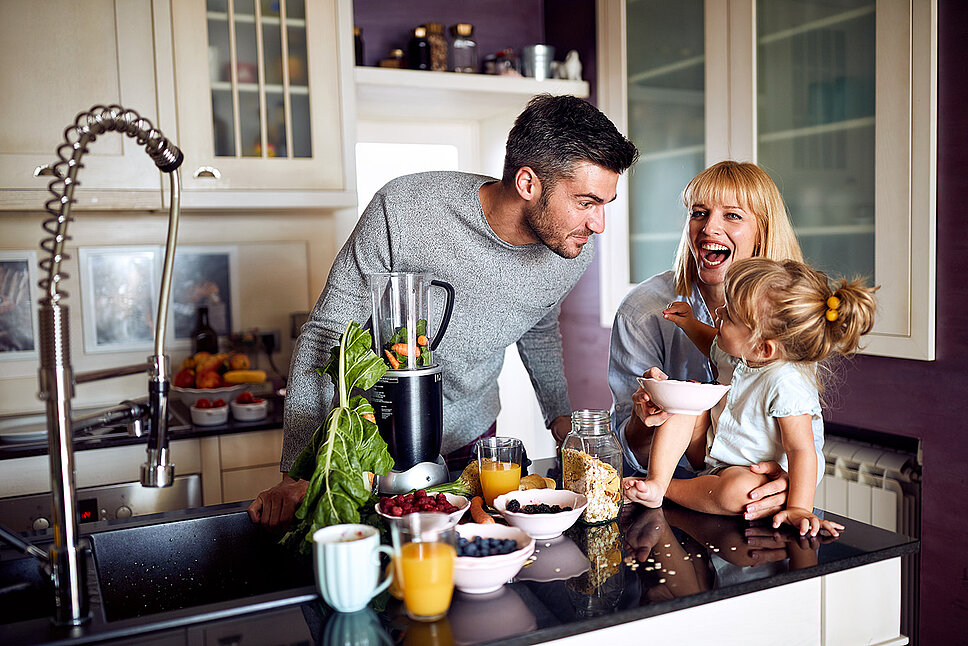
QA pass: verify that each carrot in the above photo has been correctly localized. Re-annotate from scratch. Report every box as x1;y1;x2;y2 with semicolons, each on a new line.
391;343;420;358
384;349;400;369
469;496;494;524
417;335;428;346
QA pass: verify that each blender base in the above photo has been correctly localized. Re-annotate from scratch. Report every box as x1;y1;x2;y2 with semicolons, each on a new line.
377;455;450;494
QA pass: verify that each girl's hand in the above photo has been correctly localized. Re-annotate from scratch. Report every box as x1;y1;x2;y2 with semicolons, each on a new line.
772;507;845;537
633;367;672;427
662;301;695;328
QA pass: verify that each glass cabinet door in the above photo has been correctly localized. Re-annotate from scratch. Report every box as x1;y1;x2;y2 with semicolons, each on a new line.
625;0;705;284
205;0;312;160
756;0;875;281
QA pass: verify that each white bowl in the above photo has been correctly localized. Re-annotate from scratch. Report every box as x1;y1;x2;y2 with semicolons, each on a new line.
230;398;268;421
173;384;247;407
493;489;587;540
636;376;730;415
454;524;535;594
189;402;229;426
377;492;469;526
516;534;590;582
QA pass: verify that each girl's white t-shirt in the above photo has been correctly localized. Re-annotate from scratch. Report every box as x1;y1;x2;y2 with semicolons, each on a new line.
706;339;825;484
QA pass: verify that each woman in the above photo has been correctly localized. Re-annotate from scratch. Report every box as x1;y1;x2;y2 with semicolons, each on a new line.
607;160;803;519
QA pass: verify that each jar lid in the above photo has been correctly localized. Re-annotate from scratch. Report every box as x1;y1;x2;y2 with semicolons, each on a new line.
450;23;473;37
390;48;404;58
423;22;444;34
413;26;427;38
353;26;361;36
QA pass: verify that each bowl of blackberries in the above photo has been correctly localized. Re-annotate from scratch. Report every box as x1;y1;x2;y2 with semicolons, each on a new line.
377;490;469;525
493;489;588;540
453;524;536;594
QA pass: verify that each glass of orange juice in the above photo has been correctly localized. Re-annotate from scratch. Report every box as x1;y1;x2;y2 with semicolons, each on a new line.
389;512;457;622
477;436;524;507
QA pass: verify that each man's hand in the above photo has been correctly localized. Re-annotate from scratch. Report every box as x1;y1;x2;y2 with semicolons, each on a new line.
550;415;571;445
743;461;789;520
247;475;309;530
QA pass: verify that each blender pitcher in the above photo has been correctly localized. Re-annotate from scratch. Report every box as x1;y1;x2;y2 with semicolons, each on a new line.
368;273;455;492
369;272;454;370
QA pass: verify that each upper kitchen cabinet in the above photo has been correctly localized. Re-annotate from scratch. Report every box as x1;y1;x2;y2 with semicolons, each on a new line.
597;0;936;361
0;0;168;211
169;0;356;209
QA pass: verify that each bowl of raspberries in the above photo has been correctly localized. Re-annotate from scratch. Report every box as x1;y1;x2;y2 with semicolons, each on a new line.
493;489;587;540
453;524;535;594
377;490;469;525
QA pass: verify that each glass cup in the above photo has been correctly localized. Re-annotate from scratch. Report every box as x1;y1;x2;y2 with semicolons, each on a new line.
389;512;457;622
476;436;524;507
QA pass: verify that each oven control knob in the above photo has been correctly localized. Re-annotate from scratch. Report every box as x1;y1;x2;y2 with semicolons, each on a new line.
32;517;50;531
115;505;132;519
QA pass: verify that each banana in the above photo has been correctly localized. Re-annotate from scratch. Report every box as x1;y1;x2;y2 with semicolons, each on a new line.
222;369;267;384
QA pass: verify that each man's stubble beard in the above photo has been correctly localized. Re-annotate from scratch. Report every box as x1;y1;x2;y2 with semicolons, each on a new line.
523;191;585;260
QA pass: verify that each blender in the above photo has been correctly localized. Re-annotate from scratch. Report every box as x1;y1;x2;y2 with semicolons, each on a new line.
367;272;455;494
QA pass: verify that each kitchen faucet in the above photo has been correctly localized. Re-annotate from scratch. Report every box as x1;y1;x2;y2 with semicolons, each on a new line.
34;105;184;625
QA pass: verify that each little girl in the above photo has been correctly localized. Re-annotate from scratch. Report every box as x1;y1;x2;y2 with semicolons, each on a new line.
623;258;877;537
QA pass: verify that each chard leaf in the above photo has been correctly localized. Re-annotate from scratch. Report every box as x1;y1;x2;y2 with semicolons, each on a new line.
282;321;391;554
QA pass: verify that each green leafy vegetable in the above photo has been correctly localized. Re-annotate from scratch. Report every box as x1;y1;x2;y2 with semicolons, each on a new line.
282;321;393;554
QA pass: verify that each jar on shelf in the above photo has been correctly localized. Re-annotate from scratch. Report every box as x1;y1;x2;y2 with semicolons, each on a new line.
423;22;447;71
354;26;364;66
407;26;431;71
378;48;406;69
561;409;623;525
449;23;477;73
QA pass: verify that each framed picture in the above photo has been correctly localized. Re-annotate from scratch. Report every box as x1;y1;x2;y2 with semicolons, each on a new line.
169;246;240;349
79;246;161;354
0;250;40;360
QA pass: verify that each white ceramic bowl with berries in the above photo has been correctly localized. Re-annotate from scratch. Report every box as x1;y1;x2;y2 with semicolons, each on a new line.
377;490;469;525
636;376;730;415
229;391;268;421
173;384;247;408
453;524;536;594
190;398;229;426
493;489;587;540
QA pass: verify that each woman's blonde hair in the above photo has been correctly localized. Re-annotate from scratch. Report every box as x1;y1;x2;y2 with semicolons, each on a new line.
673;161;803;297
724;258;877;370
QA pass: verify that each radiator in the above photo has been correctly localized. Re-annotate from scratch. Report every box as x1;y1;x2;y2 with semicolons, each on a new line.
814;437;921;644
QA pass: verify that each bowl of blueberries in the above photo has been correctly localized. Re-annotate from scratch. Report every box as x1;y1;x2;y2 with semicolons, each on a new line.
493;489;588;540
453;524;535;594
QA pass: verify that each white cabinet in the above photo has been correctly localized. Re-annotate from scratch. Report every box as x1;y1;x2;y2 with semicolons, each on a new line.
0;0;169;211
199;428;283;505
169;0;356;209
597;0;937;361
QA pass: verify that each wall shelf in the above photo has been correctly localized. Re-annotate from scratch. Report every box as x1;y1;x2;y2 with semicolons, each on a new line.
354;66;589;121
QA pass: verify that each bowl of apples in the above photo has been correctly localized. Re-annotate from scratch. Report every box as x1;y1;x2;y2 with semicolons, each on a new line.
172;351;258;406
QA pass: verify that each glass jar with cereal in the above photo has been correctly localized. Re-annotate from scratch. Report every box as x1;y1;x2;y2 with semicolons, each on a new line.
561;410;623;525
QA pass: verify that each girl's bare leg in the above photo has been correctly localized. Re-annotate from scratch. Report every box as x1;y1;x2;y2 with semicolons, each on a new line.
623;413;707;508
666;466;771;515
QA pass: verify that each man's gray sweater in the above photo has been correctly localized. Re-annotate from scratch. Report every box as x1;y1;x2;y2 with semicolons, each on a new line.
281;171;592;470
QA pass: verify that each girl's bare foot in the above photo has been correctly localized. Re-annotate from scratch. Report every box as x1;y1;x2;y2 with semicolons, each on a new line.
622;477;665;508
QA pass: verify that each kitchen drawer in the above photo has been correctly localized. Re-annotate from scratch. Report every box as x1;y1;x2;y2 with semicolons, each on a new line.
219;429;283;470
221;465;283;504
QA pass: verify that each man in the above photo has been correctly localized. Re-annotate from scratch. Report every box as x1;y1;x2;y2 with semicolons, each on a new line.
249;94;638;529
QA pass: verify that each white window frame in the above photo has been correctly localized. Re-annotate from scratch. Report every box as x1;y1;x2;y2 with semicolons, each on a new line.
596;0;937;361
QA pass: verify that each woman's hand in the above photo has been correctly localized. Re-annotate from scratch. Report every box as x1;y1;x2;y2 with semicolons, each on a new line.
633;366;673;428
662;301;695;328
743;461;790;520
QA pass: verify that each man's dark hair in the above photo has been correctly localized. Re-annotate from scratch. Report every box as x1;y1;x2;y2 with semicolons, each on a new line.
501;94;639;192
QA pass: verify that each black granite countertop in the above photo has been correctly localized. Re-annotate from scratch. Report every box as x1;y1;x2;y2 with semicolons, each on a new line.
0;459;919;646
0;395;285;461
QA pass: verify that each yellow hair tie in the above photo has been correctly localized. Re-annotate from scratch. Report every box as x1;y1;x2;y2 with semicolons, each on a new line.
825;295;841;322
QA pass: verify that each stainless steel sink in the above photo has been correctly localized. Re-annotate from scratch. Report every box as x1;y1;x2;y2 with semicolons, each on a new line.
88;508;314;622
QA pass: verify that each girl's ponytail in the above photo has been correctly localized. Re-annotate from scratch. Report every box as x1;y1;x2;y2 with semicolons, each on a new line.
822;279;877;357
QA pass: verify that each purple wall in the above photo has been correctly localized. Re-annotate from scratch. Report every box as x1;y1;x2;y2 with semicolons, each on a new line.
353;0;545;69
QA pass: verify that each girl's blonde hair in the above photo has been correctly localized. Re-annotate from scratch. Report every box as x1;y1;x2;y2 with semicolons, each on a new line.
673;161;803;297
724;258;877;368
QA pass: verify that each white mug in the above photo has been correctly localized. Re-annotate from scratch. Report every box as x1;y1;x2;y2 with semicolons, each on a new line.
313;524;393;613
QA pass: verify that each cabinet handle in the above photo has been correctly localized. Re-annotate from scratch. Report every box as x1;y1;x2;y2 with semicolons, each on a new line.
193;166;222;179
33;164;55;177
